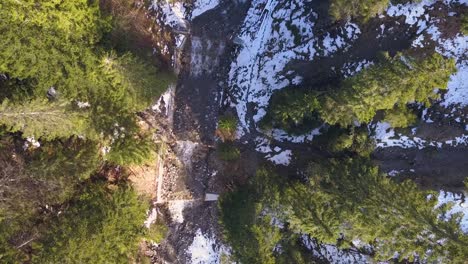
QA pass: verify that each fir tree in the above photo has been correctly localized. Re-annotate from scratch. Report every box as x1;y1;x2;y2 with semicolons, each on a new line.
329;0;390;21
0;99;93;140
33;184;148;264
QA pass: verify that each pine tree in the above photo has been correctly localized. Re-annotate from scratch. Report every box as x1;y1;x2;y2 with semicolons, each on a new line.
320;53;456;126
33;184;148;264
106;133;156;166
329;0;390;21
266;52;456;129
0;0;107;98
0;99;94;140
281;158;468;262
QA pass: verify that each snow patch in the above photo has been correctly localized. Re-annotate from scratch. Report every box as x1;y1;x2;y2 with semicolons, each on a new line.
372;122;468;149
229;0;360;133
168;200;189;224
272;127;322;143
341;60;374;77
145;208;158;228
188;229;232;264
192;0;220;18
152;0;188;28
436;191;468;232
442;64;468;107
267;149;292;166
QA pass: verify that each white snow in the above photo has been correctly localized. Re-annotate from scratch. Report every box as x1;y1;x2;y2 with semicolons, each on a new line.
372;122;468;149
272;127;322;143
153;1;187;28
436;191;468;232
255;136;273;153
76;101;90;108
388;170;404;177
386;0;433;25
267;149;292;166
144;208;158;228
322;22;360;56
168;200;189;224
442;64;468;107
192;0;220;19
24;137;40;149
188;229;232;264
341;60;374;77
386;0;468;108
152;84;176;117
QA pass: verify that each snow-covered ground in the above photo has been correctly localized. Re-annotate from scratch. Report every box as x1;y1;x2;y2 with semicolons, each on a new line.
443;64;468;107
188;229;232;264
436;190;468;233
372;122;468;149
192;0;220;19
228;0;361;134
228;0;364;166
152;0;188;28
152;0;220;25
168;200;191;223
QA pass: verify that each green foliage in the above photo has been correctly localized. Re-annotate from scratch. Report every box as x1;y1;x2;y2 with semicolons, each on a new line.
33;184;148;264
219;168;309;264
217;115;238;142
461;13;468;35
282;158;468;262
0;1;172;141
324;127;375;155
221;162;468;263
146;219;168;244
96;52;173;112
320;53;455;126
0;99;94;140
329;0;390;21
25;139;100;204
263;89;320;133
383;104;418;128
106;133;156;166
217;142;241;161
0;0;108;98
219;182;281;264
0;138;100;262
266;53;456;130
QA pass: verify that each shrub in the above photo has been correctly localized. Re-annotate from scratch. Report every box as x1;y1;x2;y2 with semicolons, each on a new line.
217;115;238;142
146;218;168;244
217;142;240;161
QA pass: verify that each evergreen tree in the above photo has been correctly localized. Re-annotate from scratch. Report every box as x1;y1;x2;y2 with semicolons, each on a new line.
106;133;156;166
0;0;107;98
319;53;455;126
0;99;94;140
33;184;148;264
282;158;468;262
329;0;390;21
265;53;456;129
